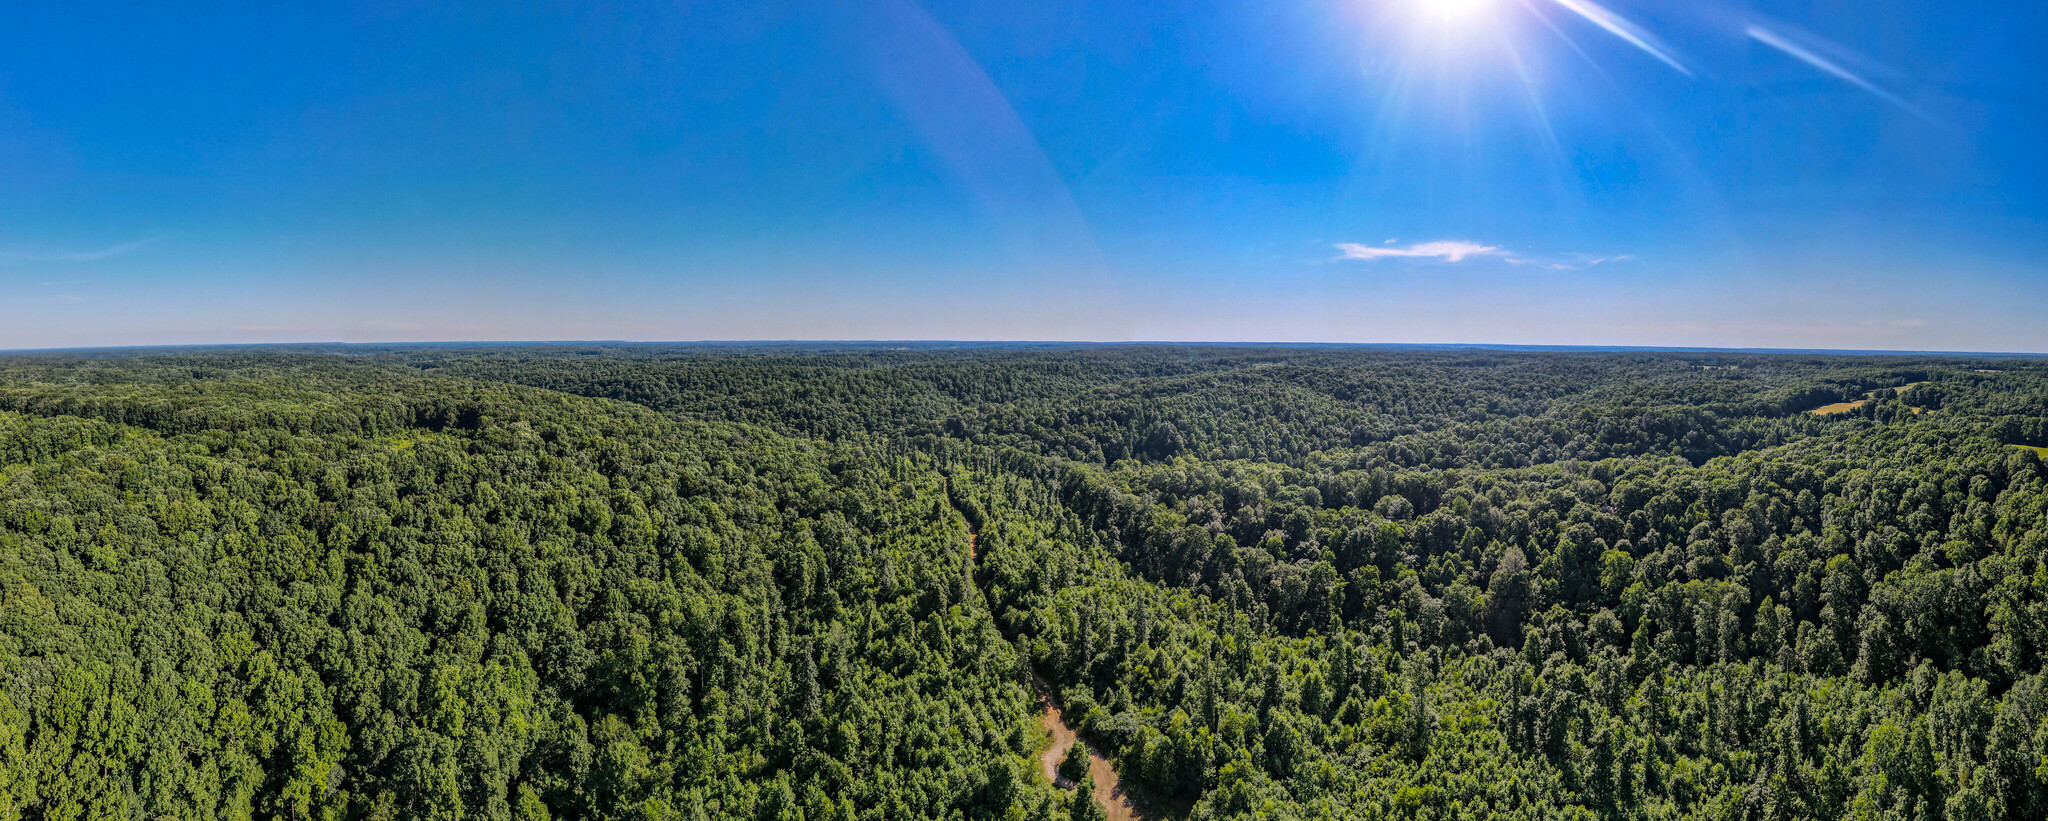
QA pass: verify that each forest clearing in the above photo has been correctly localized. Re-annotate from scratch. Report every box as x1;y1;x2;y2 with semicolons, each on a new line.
1806;380;1930;414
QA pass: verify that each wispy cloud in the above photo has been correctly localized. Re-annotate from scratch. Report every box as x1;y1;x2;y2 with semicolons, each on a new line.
1341;241;1635;269
1336;240;1503;263
0;237;158;264
1746;23;1934;122
1505;252;1637;270
1557;253;1636;269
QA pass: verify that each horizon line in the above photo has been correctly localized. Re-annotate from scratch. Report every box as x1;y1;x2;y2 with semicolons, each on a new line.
2;339;2045;358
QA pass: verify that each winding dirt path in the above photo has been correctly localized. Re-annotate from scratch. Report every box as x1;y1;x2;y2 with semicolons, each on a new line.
1033;675;1142;821
953;499;1153;819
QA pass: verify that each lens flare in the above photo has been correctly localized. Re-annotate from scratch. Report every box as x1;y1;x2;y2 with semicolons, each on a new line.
1544;0;1691;76
1746;23;1935;123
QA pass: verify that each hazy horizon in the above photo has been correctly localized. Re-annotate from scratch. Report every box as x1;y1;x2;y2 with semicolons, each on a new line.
6;338;2047;358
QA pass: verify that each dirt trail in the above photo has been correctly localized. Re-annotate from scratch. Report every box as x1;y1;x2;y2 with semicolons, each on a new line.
952;497;1151;819
1033;675;1144;821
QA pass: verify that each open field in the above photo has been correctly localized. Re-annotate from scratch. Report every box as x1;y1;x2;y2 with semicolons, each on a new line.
2012;444;2048;458
1805;381;1930;415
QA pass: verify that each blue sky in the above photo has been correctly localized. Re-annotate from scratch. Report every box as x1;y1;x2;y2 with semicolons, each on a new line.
2;0;2044;350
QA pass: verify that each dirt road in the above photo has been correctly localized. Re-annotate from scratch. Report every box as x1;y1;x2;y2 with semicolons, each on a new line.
1033;675;1142;821
955;508;1151;820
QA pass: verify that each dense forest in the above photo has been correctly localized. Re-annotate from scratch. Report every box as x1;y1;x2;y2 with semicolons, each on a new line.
1;344;2045;820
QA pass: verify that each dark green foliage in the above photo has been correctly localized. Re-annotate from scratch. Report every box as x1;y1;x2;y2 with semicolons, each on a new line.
0;344;2045;820
0;367;1055;820
1059;742;1088;785
1068;772;1105;821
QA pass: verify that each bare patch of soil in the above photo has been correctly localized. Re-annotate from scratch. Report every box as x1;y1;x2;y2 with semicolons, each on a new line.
1033;676;1146;821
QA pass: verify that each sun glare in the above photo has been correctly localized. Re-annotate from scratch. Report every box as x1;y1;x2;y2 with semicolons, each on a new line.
1394;0;1506;56
1413;0;1496;26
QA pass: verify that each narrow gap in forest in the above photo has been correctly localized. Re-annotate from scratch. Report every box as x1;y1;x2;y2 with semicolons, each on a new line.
946;471;1155;821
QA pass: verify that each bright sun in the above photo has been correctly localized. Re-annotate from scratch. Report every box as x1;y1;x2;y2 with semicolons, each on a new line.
1413;0;1496;26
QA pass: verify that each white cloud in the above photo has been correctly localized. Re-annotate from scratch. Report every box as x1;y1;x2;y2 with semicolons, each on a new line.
1336;240;1503;263
1337;241;1637;270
